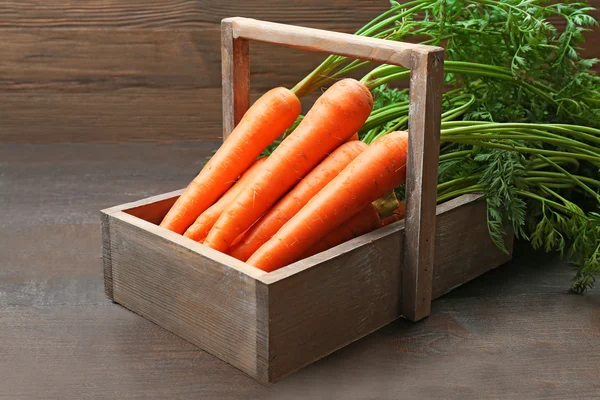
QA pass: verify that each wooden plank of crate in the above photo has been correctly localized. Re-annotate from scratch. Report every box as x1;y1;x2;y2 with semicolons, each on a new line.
260;222;404;382
102;193;265;281
221;17;444;322
221;19;250;139
431;193;514;299
103;187;511;383
402;48;444;321
227;17;433;68
120;190;182;226
104;210;269;381
101;212;114;301
258;193;511;382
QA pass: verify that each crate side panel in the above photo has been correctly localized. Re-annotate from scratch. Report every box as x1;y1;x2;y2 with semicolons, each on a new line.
268;230;403;382
432;198;514;299
122;195;179;225
254;282;270;384
108;216;264;380
101;212;114;301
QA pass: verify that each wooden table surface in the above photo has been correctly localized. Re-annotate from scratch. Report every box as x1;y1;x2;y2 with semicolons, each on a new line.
2;143;599;400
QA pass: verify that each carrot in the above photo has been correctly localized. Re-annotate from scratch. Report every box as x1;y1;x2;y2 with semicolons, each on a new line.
303;204;380;258
183;157;268;242
204;78;373;253
230;231;247;248
347;132;359;142
381;202;406;226
229;140;368;261
159;88;301;234
246;130;409;272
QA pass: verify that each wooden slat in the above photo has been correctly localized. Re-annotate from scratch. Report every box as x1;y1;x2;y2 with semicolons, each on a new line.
1;1;599;145
0;28;327;93
229;17;436;68
0;29;328;143
122;196;179;226
266;223;404;382
108;209;267;281
402;48;444;322
101;212;114;301
103;191;512;384
0;1;387;29
107;211;268;381
262;194;513;382
0;89;222;143
430;194;515;299
221;20;250;139
0;29;220;92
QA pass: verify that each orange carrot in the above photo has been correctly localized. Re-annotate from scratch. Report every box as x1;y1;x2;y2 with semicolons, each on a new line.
347;132;359;142
204;79;373;253
230;231;247;248
303;204;380;258
246;131;409;272
381;201;406;226
183;157;268;242
229;140;368;261
160;88;300;234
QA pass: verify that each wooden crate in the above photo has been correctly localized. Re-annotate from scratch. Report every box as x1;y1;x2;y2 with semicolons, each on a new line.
101;18;513;384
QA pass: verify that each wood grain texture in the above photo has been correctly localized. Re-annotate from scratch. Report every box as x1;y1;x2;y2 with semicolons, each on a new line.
0;1;387;29
2;1;598;143
2;143;599;399
103;190;178;302
269;286;600;400
0;305;266;400
119;189;181;225
101;212;114;301
105;210;267;381
108;188;511;383
431;194;514;299
260;194;512;382
0;1;389;143
0;28;337;94
0;27;326;142
0;89;224;143
0;29;222;91
221;19;250;139
402;48;444;321
265;223;404;382
229;17;433;68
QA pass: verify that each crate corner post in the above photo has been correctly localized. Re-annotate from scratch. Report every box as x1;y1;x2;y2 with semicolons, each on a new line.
221;17;250;140
101;209;115;302
402;46;445;322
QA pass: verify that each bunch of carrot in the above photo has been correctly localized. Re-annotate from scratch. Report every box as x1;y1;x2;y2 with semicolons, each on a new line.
159;78;410;272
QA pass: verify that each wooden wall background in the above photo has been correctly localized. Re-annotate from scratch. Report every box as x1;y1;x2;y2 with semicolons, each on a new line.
1;1;598;144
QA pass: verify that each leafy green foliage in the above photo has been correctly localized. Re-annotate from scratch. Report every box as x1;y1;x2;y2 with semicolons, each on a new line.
438;151;479;182
421;0;600;125
568;211;600;292
372;85;409;110
476;147;530;246
358;1;600;291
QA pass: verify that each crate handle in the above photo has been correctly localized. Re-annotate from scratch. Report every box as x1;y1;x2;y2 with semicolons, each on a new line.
221;17;444;322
